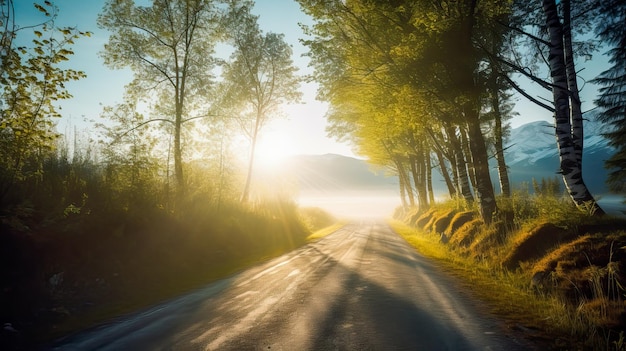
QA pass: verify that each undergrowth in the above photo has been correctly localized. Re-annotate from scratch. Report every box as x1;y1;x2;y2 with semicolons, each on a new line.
394;191;626;350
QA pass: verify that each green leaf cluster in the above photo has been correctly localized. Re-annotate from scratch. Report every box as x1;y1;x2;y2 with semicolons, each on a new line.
0;0;89;190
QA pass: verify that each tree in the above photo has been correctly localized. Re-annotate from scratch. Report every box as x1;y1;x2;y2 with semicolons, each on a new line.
221;2;301;203
592;0;626;195
541;0;604;214
0;0;89;199
492;0;606;214
297;0;513;221
97;96;162;208
98;0;225;198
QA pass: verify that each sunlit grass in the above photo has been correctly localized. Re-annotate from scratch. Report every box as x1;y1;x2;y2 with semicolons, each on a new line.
389;220;578;343
306;223;345;241
391;193;626;349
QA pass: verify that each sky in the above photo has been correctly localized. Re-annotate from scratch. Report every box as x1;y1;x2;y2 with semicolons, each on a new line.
11;0;611;160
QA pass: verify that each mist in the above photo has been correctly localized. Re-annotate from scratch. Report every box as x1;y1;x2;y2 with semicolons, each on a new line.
297;191;401;219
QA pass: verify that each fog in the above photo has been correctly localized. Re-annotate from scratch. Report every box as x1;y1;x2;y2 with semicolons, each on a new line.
297;193;625;219
297;191;401;219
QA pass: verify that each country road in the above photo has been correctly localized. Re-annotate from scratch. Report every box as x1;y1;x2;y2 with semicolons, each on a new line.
51;222;532;350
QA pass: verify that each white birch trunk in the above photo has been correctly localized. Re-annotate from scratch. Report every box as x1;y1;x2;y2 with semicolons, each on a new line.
542;0;605;215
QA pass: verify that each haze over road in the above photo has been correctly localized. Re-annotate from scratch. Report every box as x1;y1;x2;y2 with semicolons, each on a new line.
52;222;530;350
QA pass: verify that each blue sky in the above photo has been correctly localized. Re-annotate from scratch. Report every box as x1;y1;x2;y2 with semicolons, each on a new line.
11;0;611;159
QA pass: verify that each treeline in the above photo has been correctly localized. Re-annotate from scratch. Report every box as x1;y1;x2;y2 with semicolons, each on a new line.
1;0;302;213
297;0;626;222
0;136;312;346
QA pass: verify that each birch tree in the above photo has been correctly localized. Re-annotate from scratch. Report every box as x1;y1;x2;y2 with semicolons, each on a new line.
493;0;604;214
541;0;604;214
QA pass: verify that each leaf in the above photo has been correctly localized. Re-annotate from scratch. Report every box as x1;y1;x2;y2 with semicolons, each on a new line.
34;30;43;38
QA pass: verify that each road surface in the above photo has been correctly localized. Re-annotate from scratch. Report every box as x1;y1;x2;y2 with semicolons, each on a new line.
51;222;532;350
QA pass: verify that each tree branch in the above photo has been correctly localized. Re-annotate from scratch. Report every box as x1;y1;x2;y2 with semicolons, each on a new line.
496;20;551;46
112;118;174;143
502;74;555;112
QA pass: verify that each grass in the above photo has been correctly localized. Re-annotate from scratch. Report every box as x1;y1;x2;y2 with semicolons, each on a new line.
388;218;626;349
4;201;341;348
306;223;345;241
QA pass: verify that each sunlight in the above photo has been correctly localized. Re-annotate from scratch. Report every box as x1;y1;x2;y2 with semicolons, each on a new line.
254;130;295;171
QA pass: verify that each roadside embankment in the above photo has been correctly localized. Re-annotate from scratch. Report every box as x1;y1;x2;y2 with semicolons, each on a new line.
392;197;626;350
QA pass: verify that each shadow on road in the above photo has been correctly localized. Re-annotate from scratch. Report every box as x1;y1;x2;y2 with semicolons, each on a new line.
49;222;529;350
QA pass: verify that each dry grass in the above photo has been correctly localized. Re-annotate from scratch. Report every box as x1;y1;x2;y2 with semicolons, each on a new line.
502;222;573;270
392;196;626;350
445;211;474;237
306;223;345;241
389;220;565;338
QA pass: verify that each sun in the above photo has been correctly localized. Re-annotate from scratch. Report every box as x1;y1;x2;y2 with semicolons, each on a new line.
253;130;295;171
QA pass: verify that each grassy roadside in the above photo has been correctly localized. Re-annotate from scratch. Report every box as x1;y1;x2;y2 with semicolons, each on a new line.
2;203;340;349
49;207;344;342
389;218;626;350
306;223;345;241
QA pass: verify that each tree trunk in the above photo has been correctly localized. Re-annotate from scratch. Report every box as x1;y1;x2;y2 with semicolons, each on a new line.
466;115;498;223
562;0;584;167
393;157;415;207
409;155;424;211
460;125;478;192
241;111;262;203
445;124;473;202
426;152;435;204
174;99;184;199
434;147;456;198
416;150;429;209
542;0;604;215
491;87;511;197
426;127;456;197
398;167;408;209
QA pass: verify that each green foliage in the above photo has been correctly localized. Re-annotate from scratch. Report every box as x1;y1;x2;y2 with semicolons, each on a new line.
219;2;301;202
0;0;89;192
296;0;513;220
0;138;314;345
592;0;626;196
98;0;227;194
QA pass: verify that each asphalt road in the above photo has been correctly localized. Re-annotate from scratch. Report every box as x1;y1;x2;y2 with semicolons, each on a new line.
52;222;532;350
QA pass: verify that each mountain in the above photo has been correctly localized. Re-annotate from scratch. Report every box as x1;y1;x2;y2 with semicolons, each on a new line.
502;118;614;195
281;118;614;197
281;154;400;218
283;153;398;195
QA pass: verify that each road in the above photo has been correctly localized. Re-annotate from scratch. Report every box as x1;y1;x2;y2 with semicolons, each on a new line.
51;222;532;350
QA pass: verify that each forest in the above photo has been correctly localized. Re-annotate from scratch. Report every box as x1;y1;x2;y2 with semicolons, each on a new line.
1;0;625;349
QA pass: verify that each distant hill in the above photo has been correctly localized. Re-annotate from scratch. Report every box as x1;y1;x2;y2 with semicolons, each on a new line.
283;153;398;195
282;118;615;197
